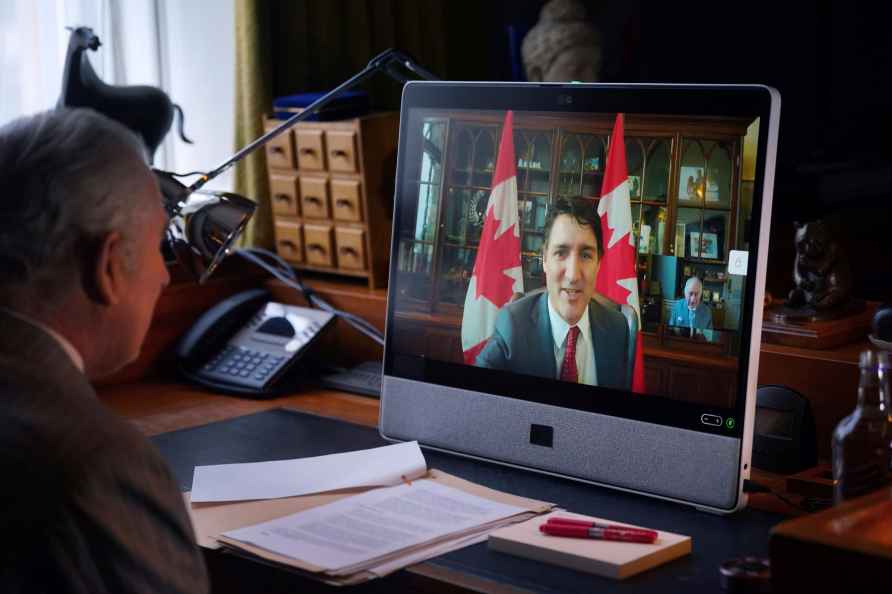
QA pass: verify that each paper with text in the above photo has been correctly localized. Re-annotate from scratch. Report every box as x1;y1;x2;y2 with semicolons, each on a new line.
191;441;427;503
221;478;526;571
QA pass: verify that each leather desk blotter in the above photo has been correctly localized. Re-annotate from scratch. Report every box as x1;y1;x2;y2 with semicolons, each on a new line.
151;408;785;594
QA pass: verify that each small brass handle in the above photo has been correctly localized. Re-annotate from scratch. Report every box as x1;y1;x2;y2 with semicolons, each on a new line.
305;196;322;205
278;240;298;253
299;147;316;155
270;146;285;154
332;149;350;159
274;193;291;202
307;243;326;254
339;246;358;257
335;198;354;209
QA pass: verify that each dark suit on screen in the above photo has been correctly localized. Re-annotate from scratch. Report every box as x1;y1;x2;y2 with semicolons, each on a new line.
0;310;208;594
474;292;631;390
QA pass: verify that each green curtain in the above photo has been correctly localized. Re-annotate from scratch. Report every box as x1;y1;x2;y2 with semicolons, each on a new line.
234;0;273;248
233;0;505;248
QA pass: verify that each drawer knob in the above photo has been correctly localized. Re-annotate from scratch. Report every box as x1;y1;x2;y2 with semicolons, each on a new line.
305;196;322;205
339;246;359;257
332;149;350;159
270;146;285;154
300;148;317;155
335;198;354;209
278;240;299;252
307;243;327;254
274;193;292;202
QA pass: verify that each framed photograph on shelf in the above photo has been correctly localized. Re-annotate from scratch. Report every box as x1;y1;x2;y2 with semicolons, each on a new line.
678;166;704;201
689;231;719;259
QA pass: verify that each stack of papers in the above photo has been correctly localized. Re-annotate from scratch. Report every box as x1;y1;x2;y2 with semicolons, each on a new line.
186;442;554;585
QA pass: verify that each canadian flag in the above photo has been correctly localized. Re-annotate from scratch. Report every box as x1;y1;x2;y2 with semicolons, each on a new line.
461;111;524;364
595;114;646;393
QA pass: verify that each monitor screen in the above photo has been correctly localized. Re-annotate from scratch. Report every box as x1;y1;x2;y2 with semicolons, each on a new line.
381;82;779;512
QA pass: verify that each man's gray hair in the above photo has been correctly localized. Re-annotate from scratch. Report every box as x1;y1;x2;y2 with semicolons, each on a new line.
684;276;703;295
0;108;154;304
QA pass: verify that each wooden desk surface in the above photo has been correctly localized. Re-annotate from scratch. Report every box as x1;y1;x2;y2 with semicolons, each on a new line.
99;380;380;437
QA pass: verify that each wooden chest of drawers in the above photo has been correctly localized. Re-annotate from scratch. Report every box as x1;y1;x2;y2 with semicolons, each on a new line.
264;112;398;289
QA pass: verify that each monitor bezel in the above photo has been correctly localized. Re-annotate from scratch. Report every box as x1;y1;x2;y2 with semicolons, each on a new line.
381;81;780;512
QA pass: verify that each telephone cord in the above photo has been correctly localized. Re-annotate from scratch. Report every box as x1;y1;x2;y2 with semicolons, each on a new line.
235;248;385;346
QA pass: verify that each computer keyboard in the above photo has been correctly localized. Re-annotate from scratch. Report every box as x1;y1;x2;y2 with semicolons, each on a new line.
316;361;382;397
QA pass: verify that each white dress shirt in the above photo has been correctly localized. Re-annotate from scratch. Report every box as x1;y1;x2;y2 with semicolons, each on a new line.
547;298;597;386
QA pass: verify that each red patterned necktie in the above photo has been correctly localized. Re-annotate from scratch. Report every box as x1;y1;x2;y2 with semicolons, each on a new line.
560;326;581;383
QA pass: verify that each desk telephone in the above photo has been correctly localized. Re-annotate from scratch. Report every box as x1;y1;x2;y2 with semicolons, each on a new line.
176;288;335;396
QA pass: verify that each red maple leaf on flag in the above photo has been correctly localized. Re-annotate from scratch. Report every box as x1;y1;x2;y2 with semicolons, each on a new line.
473;207;522;306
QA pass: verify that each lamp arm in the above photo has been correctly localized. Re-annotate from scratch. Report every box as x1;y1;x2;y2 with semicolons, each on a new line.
185;48;437;194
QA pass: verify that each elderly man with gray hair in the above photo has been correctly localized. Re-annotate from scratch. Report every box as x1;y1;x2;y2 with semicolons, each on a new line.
0;109;208;593
670;276;714;331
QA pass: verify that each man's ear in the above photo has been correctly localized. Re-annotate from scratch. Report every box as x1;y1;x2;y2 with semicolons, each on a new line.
93;231;126;306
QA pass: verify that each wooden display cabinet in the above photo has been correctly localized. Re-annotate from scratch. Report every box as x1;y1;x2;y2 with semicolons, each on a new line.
265;112;399;289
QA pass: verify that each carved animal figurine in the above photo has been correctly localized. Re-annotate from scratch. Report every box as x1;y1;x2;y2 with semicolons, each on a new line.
787;220;852;310
57;26;191;163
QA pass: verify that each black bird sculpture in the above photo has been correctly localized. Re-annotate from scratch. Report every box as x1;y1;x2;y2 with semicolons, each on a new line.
57;25;192;163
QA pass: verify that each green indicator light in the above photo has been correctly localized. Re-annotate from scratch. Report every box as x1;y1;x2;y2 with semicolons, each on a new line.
725;417;736;430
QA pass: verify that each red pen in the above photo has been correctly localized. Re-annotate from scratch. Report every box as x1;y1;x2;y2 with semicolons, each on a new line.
545;517;658;539
539;523;657;543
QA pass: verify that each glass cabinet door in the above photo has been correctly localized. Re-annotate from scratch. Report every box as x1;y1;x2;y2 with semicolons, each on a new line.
627;137;671;256
677;139;733;209
515;128;554;292
557;132;608;199
395;118;446;303
439;122;499;307
437;122;556;308
673;138;735;263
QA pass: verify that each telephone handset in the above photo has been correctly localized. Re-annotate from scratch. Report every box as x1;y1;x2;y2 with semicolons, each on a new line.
176;288;335;396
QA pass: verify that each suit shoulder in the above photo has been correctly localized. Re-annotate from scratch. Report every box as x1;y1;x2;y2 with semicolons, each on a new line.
499;292;542;321
590;297;626;325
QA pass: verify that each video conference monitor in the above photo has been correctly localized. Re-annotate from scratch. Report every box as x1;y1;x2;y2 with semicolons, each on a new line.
380;82;780;513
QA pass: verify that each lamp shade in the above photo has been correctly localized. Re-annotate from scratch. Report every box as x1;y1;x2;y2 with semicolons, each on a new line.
155;170;256;283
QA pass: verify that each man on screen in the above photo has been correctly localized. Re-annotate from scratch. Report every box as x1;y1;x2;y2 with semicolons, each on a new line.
670;276;714;331
475;197;631;390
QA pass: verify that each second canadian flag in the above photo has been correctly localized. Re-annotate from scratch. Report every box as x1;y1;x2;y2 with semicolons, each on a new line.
595;113;646;393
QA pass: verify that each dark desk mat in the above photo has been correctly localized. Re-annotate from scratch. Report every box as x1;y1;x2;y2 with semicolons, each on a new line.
152;408;783;594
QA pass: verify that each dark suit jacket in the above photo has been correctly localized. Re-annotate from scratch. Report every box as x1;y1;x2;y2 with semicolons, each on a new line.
0;310;208;594
475;292;631;390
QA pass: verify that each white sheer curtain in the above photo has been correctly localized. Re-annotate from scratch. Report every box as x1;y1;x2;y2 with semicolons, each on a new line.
0;0;172;167
1;0;235;188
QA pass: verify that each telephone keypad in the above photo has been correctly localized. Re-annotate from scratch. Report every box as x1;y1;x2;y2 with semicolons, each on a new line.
204;347;289;387
189;303;335;392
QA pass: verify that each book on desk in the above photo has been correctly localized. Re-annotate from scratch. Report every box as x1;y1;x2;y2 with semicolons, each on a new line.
488;510;691;580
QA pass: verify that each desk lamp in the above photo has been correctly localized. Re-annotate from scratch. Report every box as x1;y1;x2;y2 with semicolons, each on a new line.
156;49;438;283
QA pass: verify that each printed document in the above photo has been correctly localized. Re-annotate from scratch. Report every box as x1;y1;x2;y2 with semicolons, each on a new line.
191;441;426;502
221;478;525;571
